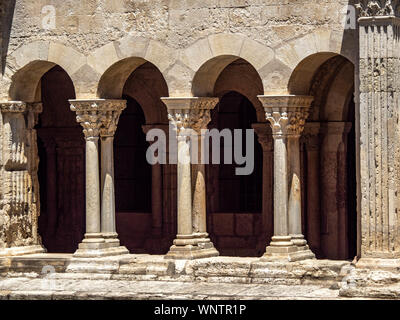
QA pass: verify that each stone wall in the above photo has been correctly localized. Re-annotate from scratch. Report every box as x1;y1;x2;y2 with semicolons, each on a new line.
0;0;357;100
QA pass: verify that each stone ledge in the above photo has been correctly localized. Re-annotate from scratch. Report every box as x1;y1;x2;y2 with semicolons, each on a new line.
0;253;351;288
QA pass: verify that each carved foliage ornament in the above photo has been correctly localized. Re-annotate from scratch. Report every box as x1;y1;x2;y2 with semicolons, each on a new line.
163;97;218;136
258;96;313;137
356;0;400;17
69;100;126;139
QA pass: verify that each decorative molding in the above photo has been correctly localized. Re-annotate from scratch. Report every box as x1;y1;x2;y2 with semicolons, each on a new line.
161;97;218;135
69;99;126;139
356;0;400;18
0;101;27;113
257;95;313;137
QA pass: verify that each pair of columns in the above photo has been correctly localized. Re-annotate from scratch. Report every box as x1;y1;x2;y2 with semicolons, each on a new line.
69;99;128;258
257;95;315;261
161;97;220;259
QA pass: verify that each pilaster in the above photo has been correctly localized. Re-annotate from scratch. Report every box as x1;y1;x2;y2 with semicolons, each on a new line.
356;0;400;264
0;101;45;256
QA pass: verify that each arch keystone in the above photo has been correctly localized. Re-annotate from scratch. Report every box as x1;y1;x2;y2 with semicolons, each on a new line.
87;42;119;75
180;38;213;72
144;40;177;72
239;39;274;71
114;36;149;60
48;42;86;75
207;34;244;57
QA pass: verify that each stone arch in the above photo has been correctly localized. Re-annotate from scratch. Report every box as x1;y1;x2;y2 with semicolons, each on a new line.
178;34;273;96
288;53;355;121
8;41;84;102
320;62;354;122
92;36;175;99
213;58;265;122
273;29;356;95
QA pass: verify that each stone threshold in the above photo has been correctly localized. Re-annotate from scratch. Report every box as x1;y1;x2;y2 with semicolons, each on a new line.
3;254;400;299
0;253;351;287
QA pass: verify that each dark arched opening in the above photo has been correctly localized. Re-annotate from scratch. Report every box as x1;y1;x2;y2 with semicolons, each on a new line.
207;91;263;256
37;65;85;253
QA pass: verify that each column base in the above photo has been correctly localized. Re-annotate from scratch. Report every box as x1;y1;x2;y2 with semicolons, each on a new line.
260;236;315;262
290;234;316;260
0;245;46;257
73;233;129;258
164;233;219;260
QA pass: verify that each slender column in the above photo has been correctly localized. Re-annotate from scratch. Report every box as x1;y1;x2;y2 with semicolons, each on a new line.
320;122;351;259
190;101;218;243
258;95;315;261
162;97;218;260
286;104;314;259
303;122;321;256
0;101;45;256
69;99;127;257
40;136;57;236
252;123;274;246
142;124;168;238
99;101;127;255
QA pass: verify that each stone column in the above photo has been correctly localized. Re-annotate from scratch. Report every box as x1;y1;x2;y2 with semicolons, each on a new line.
252;123;274;248
0;101;45;256
320;122;352;260
69;99;127;258
142;124;168;238
257;95;315;261
286;103;315;260
40;136;57;236
99;100;128;255
354;0;400;268
161;97;219;260
303;122;322;256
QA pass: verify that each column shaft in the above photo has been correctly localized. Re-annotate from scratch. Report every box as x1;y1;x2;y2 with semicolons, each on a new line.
85;137;102;237
177;135;193;236
288;135;304;243
100;136;116;237
272;134;291;242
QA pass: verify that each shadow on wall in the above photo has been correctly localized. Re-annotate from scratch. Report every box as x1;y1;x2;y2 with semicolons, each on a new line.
0;0;15;75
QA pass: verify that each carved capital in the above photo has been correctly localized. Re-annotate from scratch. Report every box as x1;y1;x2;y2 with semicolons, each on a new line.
257;95;313;138
69;99;126;139
356;0;400;18
252;123;273;151
0;101;28;113
161;97;218;135
99;101;126;137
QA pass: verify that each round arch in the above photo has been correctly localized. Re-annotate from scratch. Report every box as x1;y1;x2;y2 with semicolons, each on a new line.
8;41;84;102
